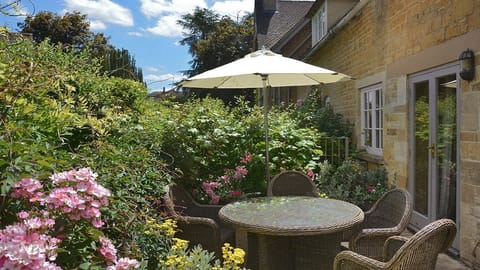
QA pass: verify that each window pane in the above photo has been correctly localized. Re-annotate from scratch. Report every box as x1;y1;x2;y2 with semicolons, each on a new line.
368;110;372;128
376;90;380;108
366;129;372;146
380;129;383;148
376;130;380;148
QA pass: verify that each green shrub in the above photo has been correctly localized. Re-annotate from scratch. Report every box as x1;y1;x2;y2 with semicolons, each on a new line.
0;33;173;267
314;159;390;208
158;97;326;199
292;88;353;138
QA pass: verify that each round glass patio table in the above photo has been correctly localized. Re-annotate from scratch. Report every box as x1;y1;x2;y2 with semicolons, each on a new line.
219;196;364;270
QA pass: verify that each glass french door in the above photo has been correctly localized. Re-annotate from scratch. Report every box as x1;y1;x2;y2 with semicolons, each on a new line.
408;63;459;248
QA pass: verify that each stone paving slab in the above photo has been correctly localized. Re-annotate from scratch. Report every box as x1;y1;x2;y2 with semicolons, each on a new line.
436;253;470;270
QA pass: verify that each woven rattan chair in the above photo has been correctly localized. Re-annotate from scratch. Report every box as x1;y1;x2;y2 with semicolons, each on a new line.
267;170;319;197
163;184;235;256
334;218;456;270
344;188;413;260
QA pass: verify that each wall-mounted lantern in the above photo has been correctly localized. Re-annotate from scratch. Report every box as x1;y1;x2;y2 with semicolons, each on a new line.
459;48;475;81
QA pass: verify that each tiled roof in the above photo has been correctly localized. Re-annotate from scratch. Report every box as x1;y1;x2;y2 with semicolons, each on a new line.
255;1;315;50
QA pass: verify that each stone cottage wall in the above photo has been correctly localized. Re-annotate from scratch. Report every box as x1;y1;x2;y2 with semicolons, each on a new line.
307;0;480;265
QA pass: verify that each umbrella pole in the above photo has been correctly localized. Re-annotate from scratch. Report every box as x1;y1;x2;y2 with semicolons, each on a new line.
262;75;270;184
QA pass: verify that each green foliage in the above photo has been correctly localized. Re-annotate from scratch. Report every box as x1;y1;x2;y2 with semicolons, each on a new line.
157;97;326;196
314;160;390;208
293;88;353;138
19;11;92;49
268;107;324;172
0;34;170;267
177;7;253;78
17;10;144;82
178;8;255;104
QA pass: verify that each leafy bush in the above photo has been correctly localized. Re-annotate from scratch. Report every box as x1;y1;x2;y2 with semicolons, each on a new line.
314;160;390;208
158;97;326;198
292;88;353;138
2;168;140;269
0;33;174;267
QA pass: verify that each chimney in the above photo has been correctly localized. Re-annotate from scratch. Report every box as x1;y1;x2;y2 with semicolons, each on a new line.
263;0;277;11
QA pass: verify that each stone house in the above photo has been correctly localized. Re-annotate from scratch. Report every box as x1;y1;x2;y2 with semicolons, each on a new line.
255;0;480;266
254;0;316;105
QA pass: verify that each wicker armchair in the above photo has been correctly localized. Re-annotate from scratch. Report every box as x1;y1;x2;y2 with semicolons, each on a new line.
333;218;456;270
344;188;413;260
267;170;319;197
163;184;235;256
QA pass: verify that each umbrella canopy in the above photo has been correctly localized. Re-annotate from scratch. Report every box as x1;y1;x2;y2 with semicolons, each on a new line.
181;49;351;89
181;48;351;183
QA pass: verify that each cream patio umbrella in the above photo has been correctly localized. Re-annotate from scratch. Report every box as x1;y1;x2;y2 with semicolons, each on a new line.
181;48;351;183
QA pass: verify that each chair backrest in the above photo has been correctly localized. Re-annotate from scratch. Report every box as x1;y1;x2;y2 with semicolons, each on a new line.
386;219;456;269
365;188;412;230
267;170;319;197
163;185;195;216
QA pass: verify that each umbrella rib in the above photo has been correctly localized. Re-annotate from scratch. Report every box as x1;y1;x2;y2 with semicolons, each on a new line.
214;76;233;88
304;73;326;84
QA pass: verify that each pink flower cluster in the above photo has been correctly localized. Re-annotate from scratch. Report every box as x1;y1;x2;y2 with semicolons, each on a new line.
99;237;140;270
12;168;110;228
4;168;140;269
233;166;248;179
306;168;315;181
0;213;61;269
202;182;220;204
199;152;252;204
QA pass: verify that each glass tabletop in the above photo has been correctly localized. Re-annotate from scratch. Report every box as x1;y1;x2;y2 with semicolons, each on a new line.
219;196;364;236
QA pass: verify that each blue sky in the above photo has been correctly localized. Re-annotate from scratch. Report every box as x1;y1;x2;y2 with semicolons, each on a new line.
1;0;254;92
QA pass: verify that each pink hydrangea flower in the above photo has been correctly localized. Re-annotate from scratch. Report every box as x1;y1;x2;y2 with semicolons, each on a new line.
221;174;231;183
99;237;117;263
11;178;43;199
107;258;140;270
296;98;303;106
240;152;252;164
211;195;220;205
306;168;315;181
17;211;29;219
0;219;61;269
233;166;248;179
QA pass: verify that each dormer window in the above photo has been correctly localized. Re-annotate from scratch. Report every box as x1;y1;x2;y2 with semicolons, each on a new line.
312;2;327;45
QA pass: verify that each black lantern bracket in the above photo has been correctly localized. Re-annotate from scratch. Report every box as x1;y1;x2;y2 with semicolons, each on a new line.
459;48;475;81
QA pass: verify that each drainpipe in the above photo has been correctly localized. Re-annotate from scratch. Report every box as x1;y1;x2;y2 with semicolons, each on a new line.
304;0;372;61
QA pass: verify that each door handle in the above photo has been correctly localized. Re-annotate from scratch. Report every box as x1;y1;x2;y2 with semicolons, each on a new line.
428;143;435;159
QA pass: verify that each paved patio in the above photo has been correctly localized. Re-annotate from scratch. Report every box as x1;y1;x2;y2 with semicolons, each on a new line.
436;253;470;270
400;229;471;270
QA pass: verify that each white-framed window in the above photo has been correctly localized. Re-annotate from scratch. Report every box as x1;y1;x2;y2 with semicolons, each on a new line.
361;84;383;156
312;2;327;45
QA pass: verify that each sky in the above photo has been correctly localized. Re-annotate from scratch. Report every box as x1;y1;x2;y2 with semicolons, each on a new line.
1;0;254;92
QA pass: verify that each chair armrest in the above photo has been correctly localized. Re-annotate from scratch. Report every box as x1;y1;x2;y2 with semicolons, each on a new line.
353;227;404;241
348;227;403;261
382;235;409;261
334;250;387;270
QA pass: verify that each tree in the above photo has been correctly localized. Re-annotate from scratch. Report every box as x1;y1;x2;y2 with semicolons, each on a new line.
178;8;254;77
178;7;220;66
177;8;254;104
17;10;143;82
18;11;92;50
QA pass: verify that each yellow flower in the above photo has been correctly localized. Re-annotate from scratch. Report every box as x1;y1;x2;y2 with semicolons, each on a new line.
157;218;178;237
172;237;189;250
221;243;245;269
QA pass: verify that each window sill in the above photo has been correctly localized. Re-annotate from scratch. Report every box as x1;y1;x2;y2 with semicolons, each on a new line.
357;152;384;165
